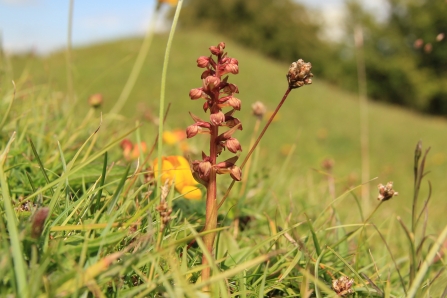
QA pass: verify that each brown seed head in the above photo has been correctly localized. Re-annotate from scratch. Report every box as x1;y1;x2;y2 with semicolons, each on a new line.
287;59;313;89
251;101;266;119
332;276;354;296
377;181;398;201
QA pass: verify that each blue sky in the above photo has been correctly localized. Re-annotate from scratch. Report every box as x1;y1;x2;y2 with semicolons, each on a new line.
0;0;385;54
0;0;158;53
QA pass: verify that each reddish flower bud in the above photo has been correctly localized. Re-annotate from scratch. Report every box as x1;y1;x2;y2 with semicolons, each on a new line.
225;63;239;75
203;101;209;112
120;139;133;150
31;207;50;239
227;96;241;110
209;46;222;56
229;165;242;181
229;58;238;65
197;56;210;68
226;137;242;153
204;76;220;91
210;111;225;126
186;124;199;138
199;161;212;177
189;88;203;100
218;42;226;50
88;93;104;108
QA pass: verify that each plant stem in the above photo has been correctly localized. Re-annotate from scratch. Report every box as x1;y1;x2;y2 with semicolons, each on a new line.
218;87;292;209
156;0;183;198
201;124;218;291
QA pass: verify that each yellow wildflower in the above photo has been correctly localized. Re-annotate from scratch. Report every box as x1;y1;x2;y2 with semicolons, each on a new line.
153;156;202;200
158;0;178;7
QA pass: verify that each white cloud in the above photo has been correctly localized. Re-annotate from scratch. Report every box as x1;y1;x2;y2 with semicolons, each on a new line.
0;0;39;5
79;14;121;30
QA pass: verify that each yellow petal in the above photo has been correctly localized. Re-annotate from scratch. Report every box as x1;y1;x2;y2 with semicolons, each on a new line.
180;185;202;200
153;157;175;184
162;131;178;145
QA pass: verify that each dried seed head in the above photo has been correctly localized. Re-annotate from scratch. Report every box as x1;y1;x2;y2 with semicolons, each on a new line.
287;59;313;89
377;181;398;201
322;158;335;172
251;101;266;119
332;276;354;296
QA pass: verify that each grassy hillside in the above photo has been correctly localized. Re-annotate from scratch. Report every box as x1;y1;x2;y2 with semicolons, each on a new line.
3;29;447;296
9;29;447;222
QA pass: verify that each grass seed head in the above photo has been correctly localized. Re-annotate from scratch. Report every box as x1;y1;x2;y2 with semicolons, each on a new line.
377;181;398;201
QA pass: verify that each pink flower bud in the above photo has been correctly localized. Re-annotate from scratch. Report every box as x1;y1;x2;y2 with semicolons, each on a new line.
209;46;222;56
218;42;226;49
189;88;203;100
210;111;225;126
186;124;199;138
225;63;239;74
204;76;220;90
226;137;242;153
229;58;238;65
197;56;210;68
227;96;241;110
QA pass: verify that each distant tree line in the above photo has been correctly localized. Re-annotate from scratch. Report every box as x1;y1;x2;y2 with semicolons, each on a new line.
178;0;447;115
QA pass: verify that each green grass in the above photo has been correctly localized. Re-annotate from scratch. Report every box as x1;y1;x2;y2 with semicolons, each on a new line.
1;29;447;297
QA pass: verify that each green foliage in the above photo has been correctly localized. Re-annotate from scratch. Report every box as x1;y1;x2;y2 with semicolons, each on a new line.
339;0;447;114
179;0;336;78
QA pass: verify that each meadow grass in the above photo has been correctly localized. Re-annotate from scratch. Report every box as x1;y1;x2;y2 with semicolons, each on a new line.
1;28;447;297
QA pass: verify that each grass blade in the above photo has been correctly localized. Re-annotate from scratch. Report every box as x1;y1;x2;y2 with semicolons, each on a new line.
94;151;108;213
106;163;131;214
407;223;447;298
28;137;54;195
0;132;28;296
